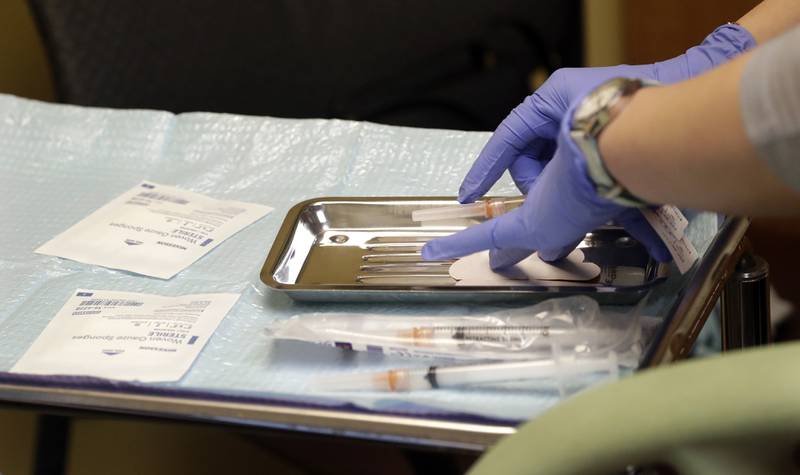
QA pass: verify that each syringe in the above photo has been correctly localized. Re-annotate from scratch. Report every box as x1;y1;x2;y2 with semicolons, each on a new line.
411;197;525;222
396;325;573;348
313;353;618;392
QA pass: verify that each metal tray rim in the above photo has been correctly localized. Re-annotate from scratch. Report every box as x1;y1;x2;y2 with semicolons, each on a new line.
260;196;669;295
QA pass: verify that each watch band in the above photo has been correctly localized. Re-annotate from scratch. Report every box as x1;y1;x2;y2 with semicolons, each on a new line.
570;77;657;208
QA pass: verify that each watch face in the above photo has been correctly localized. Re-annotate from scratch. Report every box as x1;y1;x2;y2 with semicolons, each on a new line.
574;79;625;124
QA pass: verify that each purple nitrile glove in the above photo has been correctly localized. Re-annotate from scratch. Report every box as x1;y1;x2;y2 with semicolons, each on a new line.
459;24;755;204
422;79;666;267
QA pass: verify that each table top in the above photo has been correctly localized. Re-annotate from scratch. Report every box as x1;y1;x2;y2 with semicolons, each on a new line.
0;94;747;450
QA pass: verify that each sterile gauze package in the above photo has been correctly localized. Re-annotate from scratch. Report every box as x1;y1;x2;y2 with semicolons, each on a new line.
35;181;272;279
0;93;721;420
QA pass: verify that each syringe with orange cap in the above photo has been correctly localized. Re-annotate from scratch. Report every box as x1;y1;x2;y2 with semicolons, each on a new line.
313;353;619;392
411;197;525;222
396;324;573;349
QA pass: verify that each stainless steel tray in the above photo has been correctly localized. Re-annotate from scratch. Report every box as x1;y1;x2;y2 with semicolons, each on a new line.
260;197;668;303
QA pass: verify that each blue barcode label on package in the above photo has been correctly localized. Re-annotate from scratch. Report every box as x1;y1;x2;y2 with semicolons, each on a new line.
77;299;144;307
136;191;189;205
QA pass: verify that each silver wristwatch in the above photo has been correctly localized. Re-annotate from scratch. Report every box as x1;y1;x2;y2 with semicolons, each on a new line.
570;77;656;207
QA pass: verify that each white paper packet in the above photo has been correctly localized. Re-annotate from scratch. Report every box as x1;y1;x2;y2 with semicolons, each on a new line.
641;205;698;274
36;181;272;279
11;289;240;382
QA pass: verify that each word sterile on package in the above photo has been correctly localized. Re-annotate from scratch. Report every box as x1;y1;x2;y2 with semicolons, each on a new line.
36;181;273;279
11;289;240;382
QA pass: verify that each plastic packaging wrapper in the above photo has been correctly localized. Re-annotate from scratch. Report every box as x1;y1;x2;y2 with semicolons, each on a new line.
270;296;642;363
297;296;641;398
0;94;720;421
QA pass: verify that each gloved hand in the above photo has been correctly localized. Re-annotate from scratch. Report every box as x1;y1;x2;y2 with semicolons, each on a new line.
458;23;755;203
422;90;660;267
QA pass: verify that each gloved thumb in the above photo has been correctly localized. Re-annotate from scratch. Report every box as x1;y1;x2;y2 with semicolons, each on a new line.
617;210;672;262
536;239;583;262
488;248;533;271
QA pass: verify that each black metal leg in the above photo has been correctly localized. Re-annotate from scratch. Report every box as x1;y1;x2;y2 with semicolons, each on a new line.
33;415;70;475
720;251;771;350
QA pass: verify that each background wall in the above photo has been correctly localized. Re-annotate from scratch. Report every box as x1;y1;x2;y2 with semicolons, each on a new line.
2;0;761;99
584;0;624;66
0;0;54;101
624;0;759;63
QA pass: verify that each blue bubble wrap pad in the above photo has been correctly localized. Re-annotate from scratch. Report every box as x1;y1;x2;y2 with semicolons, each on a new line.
0;94;719;421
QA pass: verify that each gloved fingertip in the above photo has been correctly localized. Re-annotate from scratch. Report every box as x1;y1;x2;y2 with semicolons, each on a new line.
423;219;500;262
421;242;443;261
457;185;479;204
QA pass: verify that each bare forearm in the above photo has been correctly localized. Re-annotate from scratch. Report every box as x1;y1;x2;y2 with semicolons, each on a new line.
598;52;800;216
738;0;800;43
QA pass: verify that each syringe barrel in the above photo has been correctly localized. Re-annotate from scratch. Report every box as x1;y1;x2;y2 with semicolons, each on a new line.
408;325;573;350
418;355;619;388
411;202;486;222
411;197;525;222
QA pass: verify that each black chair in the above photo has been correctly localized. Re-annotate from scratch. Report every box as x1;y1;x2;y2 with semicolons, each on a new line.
29;0;582;131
